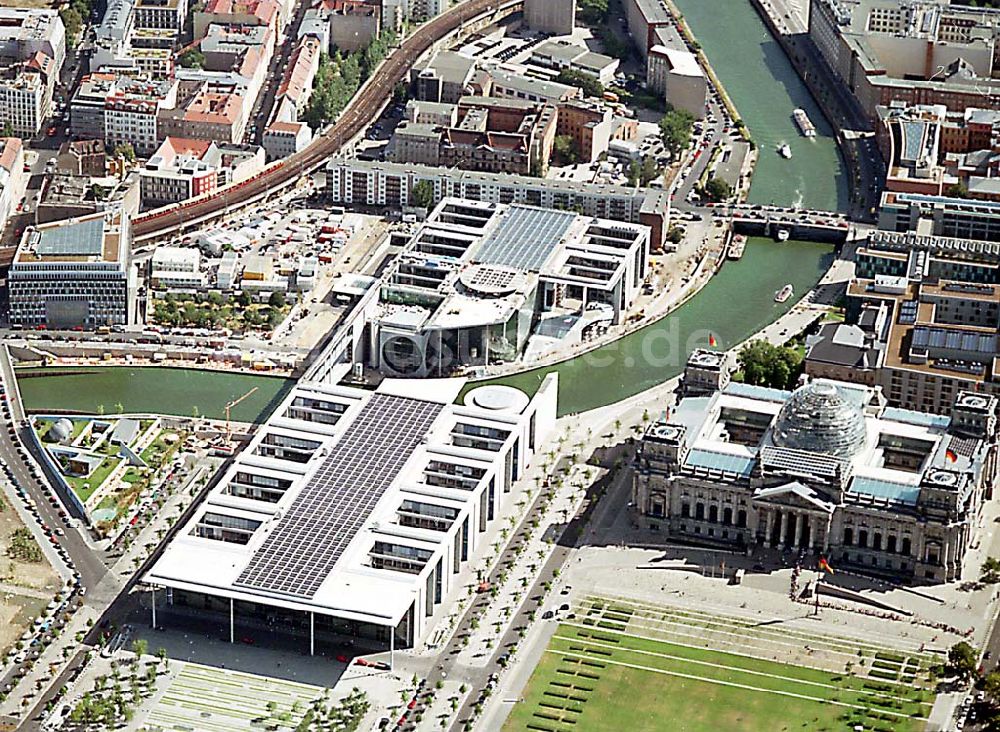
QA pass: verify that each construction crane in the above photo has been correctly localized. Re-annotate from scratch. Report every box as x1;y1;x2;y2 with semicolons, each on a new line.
224;387;258;442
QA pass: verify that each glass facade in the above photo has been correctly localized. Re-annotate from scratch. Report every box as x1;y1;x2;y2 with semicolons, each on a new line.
773;381;867;458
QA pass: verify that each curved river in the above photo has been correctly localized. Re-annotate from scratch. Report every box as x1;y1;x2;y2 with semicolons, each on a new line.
18;0;849;421
468;0;849;415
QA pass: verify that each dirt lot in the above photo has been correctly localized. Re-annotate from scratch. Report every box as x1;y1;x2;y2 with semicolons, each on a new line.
0;499;60;654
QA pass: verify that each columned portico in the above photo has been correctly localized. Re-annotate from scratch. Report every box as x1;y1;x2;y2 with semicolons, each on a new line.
752;482;837;554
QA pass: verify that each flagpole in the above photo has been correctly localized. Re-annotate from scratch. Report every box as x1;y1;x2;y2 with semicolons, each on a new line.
814;571;821;616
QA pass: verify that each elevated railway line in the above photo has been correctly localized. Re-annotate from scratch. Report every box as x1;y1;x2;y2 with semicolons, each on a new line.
132;0;523;243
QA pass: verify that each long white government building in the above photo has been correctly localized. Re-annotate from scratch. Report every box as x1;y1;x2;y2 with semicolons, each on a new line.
144;372;557;651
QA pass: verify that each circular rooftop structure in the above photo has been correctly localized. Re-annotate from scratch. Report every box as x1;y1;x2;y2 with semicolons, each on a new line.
48;418;74;443
772;381;866;458
464;385;530;413
459;264;528;298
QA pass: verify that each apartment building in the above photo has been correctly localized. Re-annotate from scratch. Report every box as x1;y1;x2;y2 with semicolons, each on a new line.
140;135;264;207
104;77;178;155
326;157;669;248
133;0;187;30
391;97;557;175
647;45;706;119
329;1;380;52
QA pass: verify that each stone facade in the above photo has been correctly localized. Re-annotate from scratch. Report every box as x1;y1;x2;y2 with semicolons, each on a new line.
633;379;999;583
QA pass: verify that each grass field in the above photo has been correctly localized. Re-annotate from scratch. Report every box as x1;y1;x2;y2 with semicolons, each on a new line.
503;597;936;732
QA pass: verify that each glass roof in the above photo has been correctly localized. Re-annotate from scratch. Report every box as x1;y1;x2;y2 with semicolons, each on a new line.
772;381;867;458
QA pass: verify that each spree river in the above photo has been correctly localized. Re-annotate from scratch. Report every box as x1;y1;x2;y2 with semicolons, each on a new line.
17;367;294;423
468;0;849;415
19;0;848;420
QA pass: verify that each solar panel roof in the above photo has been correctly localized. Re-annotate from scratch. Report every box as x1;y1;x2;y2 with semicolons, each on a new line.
912;326;996;354
473;205;576;272
36;217;104;257
235;393;443;598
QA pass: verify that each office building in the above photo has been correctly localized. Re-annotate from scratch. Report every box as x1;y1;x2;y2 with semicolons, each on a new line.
149;246;203;289
810;0;1000;120
374;198;649;376
634;377;998;582
524;0;574;35
144;375;557;649
529;41;619;85
9;211;133;329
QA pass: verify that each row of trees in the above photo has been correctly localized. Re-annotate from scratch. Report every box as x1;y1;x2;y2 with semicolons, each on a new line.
304;28;397;129
60;0;95;50
151;291;286;330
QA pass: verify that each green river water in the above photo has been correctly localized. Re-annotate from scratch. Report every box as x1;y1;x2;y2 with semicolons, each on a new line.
19;0;848;420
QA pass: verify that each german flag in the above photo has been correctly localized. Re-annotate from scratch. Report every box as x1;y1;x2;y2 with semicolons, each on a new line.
708;333;717;348
818;557;834;574
945;448;958;463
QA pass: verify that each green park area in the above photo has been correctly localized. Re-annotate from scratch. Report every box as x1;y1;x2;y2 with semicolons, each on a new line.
504;598;935;732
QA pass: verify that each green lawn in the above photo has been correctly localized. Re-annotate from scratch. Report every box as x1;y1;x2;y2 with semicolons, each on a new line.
504;624;931;732
65;457;119;503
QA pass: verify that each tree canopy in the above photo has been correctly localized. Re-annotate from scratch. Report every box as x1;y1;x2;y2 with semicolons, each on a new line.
556;68;604;99
737;340;803;390
703;177;733;202
178;49;205;69
947;641;979;681
411;179;435;209
659;109;695;157
577;0;608;24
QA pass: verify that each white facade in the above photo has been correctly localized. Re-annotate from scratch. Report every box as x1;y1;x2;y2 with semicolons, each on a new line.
144;375;558;648
647;45;706;119
0;71;46;137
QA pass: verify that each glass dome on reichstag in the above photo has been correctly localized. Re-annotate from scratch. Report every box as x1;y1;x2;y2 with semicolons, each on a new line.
772;381;867;458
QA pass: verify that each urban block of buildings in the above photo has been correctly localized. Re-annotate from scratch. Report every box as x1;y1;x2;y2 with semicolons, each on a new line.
634;376;998;583
810;0;1000;120
144;374;557;649
0;8;65;137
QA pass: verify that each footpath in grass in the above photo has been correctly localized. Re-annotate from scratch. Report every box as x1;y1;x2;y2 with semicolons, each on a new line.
503;623;930;732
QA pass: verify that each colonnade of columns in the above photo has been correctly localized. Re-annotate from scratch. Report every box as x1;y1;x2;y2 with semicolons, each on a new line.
759;508;830;553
